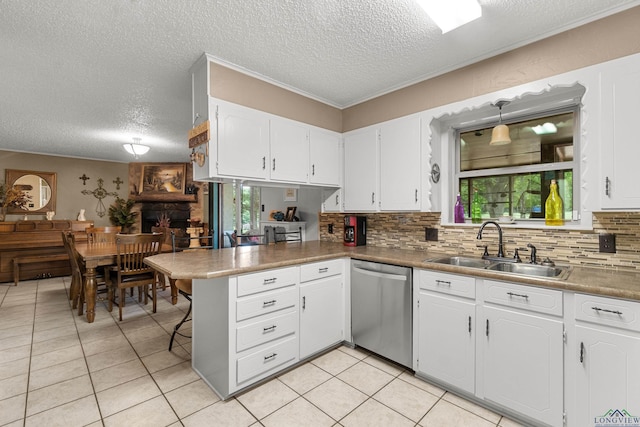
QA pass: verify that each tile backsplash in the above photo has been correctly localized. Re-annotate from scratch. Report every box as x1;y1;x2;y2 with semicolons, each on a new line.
319;212;640;272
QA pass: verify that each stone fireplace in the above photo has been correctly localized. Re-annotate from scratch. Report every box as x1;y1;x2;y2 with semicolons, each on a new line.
140;203;192;233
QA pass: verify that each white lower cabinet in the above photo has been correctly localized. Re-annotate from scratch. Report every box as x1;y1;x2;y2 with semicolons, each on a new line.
192;261;345;400
481;280;564;427
417;270;476;394
573;294;640;427
300;259;345;359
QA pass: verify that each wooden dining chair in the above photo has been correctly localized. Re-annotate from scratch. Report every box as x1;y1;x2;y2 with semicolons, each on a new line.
61;231;109;314
107;233;164;321
86;226;122;244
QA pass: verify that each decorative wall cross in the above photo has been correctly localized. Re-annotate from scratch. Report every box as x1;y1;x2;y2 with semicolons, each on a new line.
79;174;90;185
113;177;124;190
81;178;119;217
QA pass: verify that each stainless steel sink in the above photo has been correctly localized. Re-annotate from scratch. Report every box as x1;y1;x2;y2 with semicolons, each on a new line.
424;256;493;269
486;262;572;280
424;256;572;280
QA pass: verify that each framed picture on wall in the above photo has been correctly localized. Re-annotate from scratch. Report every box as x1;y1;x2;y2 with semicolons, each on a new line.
284;188;297;202
285;206;297;222
139;163;186;195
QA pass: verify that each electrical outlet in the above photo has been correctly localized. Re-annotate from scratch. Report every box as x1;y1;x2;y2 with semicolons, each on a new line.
328;224;334;234
599;233;616;253
425;227;438;241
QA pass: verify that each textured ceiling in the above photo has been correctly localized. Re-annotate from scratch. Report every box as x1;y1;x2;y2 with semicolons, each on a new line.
1;0;639;163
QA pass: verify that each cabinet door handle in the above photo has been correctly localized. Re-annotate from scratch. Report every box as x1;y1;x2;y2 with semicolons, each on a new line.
605;177;611;197
591;306;623;315
507;292;529;300
580;342;585;363
371;192;375;204
468;316;472;334
415;189;418;203
486;319;489;337
263;325;277;333
335;194;339;206
272;158;276;171
302;296;306;310
264;353;277;361
312;164;315;176
262;156;266;170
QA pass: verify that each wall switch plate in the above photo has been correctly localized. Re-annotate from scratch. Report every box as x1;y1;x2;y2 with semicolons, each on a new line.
599;233;616;253
426;227;438;241
328;224;334;234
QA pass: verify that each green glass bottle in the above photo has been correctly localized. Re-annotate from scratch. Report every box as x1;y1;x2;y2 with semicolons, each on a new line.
471;190;482;224
545;179;564;226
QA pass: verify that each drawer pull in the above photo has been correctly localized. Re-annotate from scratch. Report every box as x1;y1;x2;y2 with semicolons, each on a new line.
263;325;277;333
436;280;451;287
264;353;277;361
318;267;329;273
591;306;623;315
263;278;277;285
263;300;277;306
507;292;529;299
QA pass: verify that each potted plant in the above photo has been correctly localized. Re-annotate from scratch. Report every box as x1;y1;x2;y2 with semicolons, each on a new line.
0;182;32;222
108;197;138;233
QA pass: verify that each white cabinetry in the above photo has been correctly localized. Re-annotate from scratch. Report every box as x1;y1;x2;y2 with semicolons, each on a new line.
216;101;270;180
481;280;564;427
344;127;378;212
379;115;421;211
600;59;640;209
573;294;640;426
299;259;345;359
322;188;343;212
309;128;341;187
270;117;309;183
192;266;299;399
416;270;475;394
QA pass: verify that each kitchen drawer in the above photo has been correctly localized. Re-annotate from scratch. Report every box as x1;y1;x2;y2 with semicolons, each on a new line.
419;269;476;300
236;310;298;352
236;286;297;322
484;280;562;316
575;293;640;332
237;266;299;297
236;336;298;384
300;259;344;283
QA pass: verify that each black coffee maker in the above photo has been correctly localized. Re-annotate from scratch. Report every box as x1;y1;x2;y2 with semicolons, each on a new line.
344;215;366;246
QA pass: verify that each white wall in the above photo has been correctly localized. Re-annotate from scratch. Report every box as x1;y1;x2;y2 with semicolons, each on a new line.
260;186;322;241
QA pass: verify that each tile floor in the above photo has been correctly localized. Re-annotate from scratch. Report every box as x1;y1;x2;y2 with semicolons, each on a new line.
0;276;525;427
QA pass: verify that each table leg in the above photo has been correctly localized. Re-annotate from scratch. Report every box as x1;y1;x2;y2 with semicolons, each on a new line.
170;278;178;305
85;267;97;323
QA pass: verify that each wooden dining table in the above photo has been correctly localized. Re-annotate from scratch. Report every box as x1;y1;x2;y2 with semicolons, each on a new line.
74;241;173;323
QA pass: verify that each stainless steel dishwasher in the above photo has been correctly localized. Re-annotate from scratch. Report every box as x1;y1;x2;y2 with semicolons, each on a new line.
351;260;412;368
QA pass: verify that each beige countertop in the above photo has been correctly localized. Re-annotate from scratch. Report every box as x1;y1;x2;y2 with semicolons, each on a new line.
144;241;640;301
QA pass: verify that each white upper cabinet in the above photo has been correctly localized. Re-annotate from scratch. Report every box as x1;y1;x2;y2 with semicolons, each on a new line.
343;127;379;212
600;61;640;209
379;115;421;211
216;101;270;180
309;128;341;186
270;117;309;183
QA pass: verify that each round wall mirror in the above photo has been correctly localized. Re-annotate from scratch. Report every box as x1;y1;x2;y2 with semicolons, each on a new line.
5;169;57;215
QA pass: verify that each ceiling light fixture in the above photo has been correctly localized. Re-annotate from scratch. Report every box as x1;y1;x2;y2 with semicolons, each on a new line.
489;100;512;146
531;123;558;135
123;137;150;159
416;0;482;33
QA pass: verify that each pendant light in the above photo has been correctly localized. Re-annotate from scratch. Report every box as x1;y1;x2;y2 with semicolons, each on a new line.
123;137;150;158
489;100;512;145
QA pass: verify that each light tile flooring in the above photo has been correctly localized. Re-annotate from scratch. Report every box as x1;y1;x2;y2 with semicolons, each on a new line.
0;276;525;427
